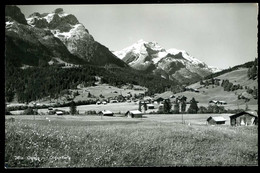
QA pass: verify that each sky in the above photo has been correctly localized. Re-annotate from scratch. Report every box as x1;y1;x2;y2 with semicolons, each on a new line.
18;4;258;69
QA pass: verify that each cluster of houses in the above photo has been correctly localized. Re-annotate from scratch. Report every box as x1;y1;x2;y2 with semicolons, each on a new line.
49;103;258;126
206;110;258;126
185;87;199;93
91;108;259;127
209;100;227;105
98;110;143;118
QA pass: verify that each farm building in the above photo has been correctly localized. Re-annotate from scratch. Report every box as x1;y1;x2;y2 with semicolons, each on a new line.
218;101;227;105
110;100;118;103
56;111;63;115
147;104;155;109
154;97;164;103
125;110;143;118
99;110;114;116
206;116;226;125
230;110;258;126
209;100;227;105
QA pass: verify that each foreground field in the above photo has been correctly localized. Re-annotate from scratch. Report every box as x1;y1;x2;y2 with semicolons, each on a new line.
5;115;258;167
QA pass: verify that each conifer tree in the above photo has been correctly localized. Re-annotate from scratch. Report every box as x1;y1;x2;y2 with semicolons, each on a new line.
187;97;199;114
70;101;77;115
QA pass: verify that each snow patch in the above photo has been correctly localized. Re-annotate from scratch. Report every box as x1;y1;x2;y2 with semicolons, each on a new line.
208;66;223;73
5;21;14;26
58;13;69;17
43;13;55;23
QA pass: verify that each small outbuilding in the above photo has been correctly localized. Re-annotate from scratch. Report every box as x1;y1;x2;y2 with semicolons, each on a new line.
56;111;63;116
99;110;114;116
147;104;155;109
125;110;143;118
230;110;258;126
206;116;226;125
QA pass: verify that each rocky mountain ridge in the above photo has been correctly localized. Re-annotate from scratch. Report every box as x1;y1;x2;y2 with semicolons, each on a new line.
113;40;221;84
5;6;127;67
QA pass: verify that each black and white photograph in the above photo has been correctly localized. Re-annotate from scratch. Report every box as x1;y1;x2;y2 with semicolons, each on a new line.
4;3;258;168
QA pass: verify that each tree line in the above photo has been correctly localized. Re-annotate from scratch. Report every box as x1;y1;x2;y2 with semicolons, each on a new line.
5;62;180;103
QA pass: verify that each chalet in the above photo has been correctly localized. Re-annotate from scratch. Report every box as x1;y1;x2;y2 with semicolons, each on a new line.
56;111;63;115
209;100;227;105
170;95;175;98
48;107;53;110
230;110;258;126
110;100;118;103
194;89;199;93
125;110;143;118
218;101;227;105
143;96;152;102
99;110;114;116
147;104;155;109
154;97;164;103
207;116;226;125
96;101;101;105
209;100;218;104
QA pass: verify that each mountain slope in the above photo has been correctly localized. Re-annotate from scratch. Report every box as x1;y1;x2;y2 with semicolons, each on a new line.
5;6;127;68
5;6;87;67
155;60;258;110
25;8;127;67
113;40;218;84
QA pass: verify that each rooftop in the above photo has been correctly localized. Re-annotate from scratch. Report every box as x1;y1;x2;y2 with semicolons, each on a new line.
207;116;226;122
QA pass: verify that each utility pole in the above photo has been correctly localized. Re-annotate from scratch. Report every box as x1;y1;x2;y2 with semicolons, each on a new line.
182;112;184;124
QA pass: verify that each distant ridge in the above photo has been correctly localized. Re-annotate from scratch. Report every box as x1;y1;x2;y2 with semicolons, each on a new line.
5;5;127;68
113;40;220;84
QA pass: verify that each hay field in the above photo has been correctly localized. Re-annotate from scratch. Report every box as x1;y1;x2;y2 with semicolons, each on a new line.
5;114;258;168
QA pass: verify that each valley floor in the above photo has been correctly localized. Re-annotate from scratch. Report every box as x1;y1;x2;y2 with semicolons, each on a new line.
5;114;258;167
9;101;258;115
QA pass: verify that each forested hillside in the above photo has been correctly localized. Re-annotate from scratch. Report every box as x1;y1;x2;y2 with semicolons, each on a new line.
5;62;179;103
204;58;257;80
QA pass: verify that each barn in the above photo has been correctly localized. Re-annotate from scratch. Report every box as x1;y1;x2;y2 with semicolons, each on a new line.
125;110;143;118
230;110;258;126
56;111;63;115
99;110;114;116
206;116;226;125
147;104;155;109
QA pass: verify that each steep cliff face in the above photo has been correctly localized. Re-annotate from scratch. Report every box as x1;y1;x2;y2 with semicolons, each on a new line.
113;40;218;83
5;12;84;66
26;8;127;67
5;6;28;25
5;6;127;68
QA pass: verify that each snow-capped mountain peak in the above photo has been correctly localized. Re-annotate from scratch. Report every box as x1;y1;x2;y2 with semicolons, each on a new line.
113;40;217;83
113;40;205;67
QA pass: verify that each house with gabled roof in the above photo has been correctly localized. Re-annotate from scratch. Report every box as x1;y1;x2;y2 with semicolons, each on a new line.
207;116;226;125
230;110;258;126
125;110;143;118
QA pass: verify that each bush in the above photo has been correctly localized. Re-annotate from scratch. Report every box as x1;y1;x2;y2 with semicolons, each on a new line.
187;98;199;114
23;107;38;115
163;99;172;114
198;106;207;113
69;101;77;115
85;110;97;115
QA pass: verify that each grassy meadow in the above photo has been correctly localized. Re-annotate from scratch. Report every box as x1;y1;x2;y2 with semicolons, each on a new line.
5;115;258;168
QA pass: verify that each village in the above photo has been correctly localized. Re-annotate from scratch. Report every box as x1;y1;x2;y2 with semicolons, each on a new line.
7;90;258;127
5;4;258;168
